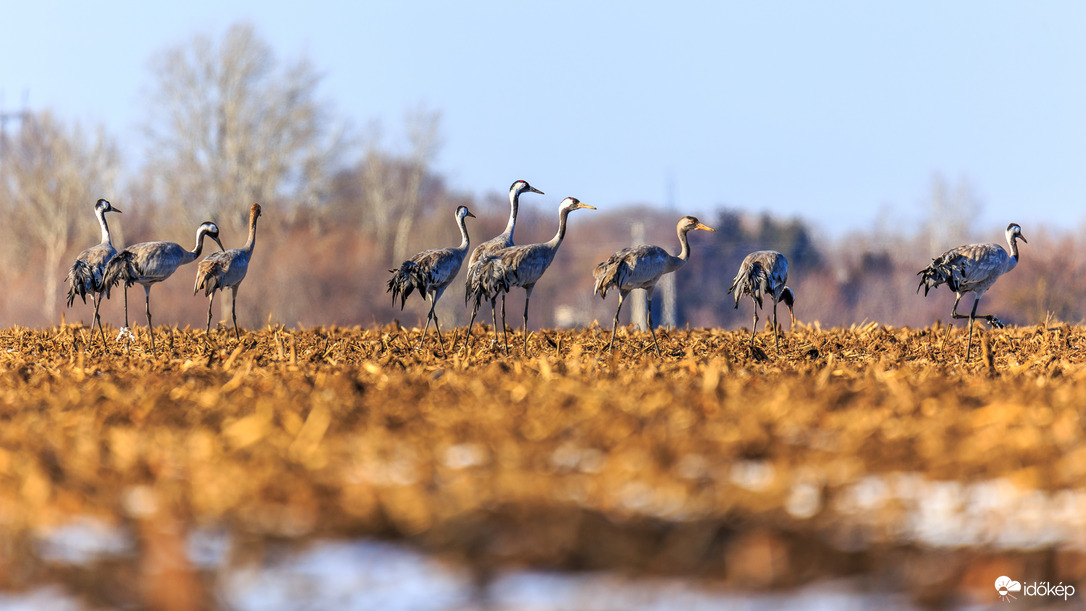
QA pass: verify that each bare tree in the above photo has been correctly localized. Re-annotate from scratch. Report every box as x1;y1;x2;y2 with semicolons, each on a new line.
357;107;443;263
924;172;983;255
0;111;118;320
141;22;344;327
142;22;343;235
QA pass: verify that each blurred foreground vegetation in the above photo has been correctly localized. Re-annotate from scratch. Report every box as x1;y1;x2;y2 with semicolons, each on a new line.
1;324;1085;607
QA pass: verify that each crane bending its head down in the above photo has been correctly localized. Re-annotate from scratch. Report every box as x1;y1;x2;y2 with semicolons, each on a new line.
728;250;795;352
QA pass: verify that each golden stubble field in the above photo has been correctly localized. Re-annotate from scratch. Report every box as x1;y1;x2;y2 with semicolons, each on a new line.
1;321;1085;607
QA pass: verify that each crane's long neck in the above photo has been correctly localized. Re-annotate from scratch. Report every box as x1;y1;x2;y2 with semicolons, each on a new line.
191;231;209;258
502;187;520;239
546;208;572;251
243;211;259;252
97;208;113;245
676;227;693;262
455;214;471;253
1008;234;1021;262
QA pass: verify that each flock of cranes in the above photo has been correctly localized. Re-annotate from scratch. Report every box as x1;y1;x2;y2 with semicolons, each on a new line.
65;199;259;353
63;180;1028;361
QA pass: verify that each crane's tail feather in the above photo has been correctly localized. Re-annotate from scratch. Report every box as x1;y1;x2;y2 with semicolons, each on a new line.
466;256;510;309
728;262;767;309
387;261;425;310
101;251;139;299
592;255;629;299
194;259;226;297
916;255;963;296
65;261;92;307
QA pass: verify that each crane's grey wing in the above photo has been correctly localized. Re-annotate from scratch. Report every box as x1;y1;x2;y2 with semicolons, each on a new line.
465;236;512;302
66;243;116;306
918;242;1008;294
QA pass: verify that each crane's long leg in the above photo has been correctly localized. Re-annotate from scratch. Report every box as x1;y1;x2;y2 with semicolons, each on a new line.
205;291;216;336
521;287;533;353
417;302;434;352
607;291;628;353
144;286;155;354
950;293;1003;361
92;291;108;351
492;298;508;352
231;286;241;342
431;302;447;358
772;299;780;352
500;295;508;345
646;289;661;356
965;296;979;361
749;297;760;347
463;302;480;353
123;285;130;328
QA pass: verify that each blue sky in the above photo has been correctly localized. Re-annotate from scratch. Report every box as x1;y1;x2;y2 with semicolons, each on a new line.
3;1;1084;237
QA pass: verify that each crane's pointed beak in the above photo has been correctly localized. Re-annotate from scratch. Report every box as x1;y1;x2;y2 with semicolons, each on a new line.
697;223;715;232
530;187;544;195
1019;234;1027;244
112;207;123;214
578;203;596;210
466;210;477;218
214;236;225;252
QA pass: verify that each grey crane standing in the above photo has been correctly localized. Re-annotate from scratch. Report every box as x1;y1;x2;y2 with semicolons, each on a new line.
474;197;595;352
387;205;476;356
728;250;796;351
917;222;1026;361
593;215;715;355
463;180;543;350
65;198;122;350
103;221;225;353
193;203;262;342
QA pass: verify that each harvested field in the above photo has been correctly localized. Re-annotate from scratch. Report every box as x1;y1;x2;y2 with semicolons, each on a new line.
1;322;1084;608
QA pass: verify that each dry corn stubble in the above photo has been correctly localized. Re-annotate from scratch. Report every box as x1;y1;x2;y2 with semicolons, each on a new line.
1;321;1084;603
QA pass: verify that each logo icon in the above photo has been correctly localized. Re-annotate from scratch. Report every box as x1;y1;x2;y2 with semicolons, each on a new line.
995;576;1022;601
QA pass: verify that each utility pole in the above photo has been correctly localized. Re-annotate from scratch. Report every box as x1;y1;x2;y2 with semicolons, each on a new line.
659;172;678;328
629;222;647;330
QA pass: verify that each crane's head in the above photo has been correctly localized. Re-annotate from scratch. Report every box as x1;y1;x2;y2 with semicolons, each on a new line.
251;203;262;219
198;221;226;252
95;198;122;215
1006;223;1026;244
456;205;476;220
780;286;796;327
559;197;596;213
679;216;715;233
511;179;544;197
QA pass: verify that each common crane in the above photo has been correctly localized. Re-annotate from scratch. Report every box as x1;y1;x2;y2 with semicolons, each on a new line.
65;198;122;350
193;203;262;342
917;222;1026;361
387;205;475;356
104;221;225;353
463;180;543;350
728;250;796;351
592;215;715;355
474;196;595;352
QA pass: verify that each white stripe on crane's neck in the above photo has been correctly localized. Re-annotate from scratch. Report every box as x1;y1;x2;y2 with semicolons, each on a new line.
96;205;112;245
503;183;521;238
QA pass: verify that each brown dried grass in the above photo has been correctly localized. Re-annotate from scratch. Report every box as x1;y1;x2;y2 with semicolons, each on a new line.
1;321;1084;604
